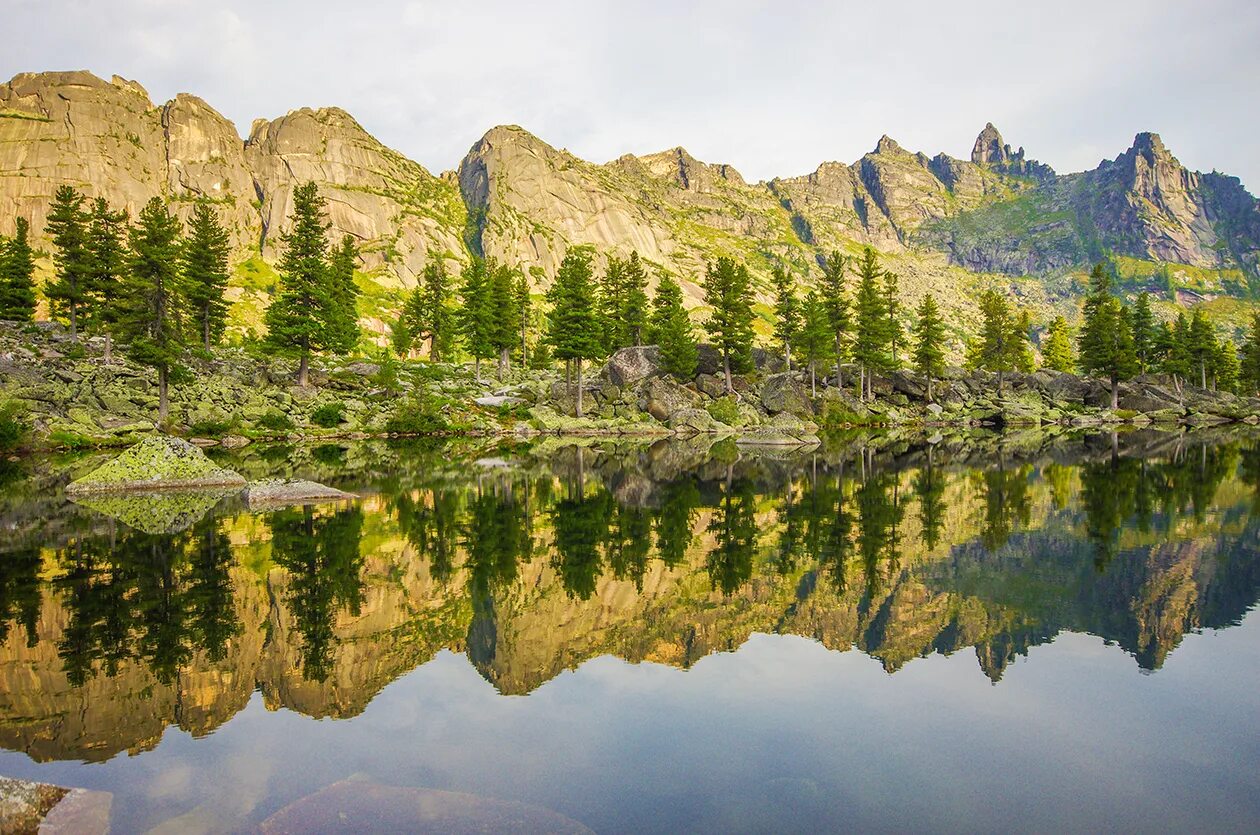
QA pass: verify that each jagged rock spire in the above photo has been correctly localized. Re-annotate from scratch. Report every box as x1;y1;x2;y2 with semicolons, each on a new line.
971;123;1009;165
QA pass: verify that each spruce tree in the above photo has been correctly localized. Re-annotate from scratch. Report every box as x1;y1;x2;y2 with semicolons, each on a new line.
405;259;456;361
851;247;892;401
119;198;186;422
456;258;496;381
819;251;850;388
1042;316;1075;372
181;202;231;351
324;234;361;356
1214;340;1240;394
1241;313;1260;396
545;248;604;416
883;269;903;368
700;257;755;394
1077;263;1137;409
1158;312;1193;395
977;290;1023;395
622;251;650;346
0;218;37;322
489;261;522;379
1187;307;1215;389
911;294;946;401
648;274;698;379
1131;292;1156;372
44;185;91;339
598;255;626;352
514;271;532;366
796;290;834;396
771;265;800;370
264;182;335;387
84;197;129;353
1015;309;1036;373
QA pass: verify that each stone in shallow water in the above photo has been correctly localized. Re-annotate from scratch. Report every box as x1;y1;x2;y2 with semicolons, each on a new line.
259;780;592;834
64;435;246;495
0;777;111;834
245;478;356;510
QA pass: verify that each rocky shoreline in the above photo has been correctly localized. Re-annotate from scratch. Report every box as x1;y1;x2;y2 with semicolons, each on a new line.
2;321;1258;454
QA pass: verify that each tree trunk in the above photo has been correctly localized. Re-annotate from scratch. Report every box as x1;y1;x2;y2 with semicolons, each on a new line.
810;362;816;397
203;315;211;352
158;366;169;424
68;304;78;342
103;332;112;365
1200;361;1207;389
473;356;482;384
927;376;934;403
498;346;509;381
521;322;528;367
997;369;1004;397
429;334;440;363
297;351;310;388
723;352;733;395
835;334;844;390
1110;371;1119;410
858;368;866;403
575;358;584;418
784;341;791;372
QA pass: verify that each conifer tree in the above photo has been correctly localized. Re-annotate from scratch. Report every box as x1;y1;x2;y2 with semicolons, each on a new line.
1187;307;1215;389
1130;292;1156;372
598;255;626;352
851;247;892;401
796;290;835;396
976;290;1023;395
911;294;946;401
700;257;755;394
1240;312;1260;396
264;182;336;387
456;258;496;382
84;198;129;361
489;261;522;379
1214;339;1240;394
648;274;698;379
44;185;91;339
388;313;412;358
545;248;604;416
883;269;903;368
622;251;650;346
404;259;455;361
514;271;532;365
1042;316;1075;372
1158;312;1193;395
0;218;37;322
119;198;186;422
819;251;850;387
181;202;231;351
771;265;800;370
1077;263;1137;409
324;234;361;356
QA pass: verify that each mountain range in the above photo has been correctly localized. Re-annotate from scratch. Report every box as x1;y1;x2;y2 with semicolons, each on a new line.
3;70;1259;339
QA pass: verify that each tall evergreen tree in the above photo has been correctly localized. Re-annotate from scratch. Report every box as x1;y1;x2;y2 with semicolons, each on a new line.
404;259;456;361
1015;309;1036;373
771;265;800;370
264;182;335;387
514;271;532;366
819;251;850;387
796;290;834;396
1042;316;1075;372
648;274;698;378
489;261;522;379
1187;307;1216;389
598;255;626;352
883;269;903;368
851;247;893;401
181;202;231;351
976;290;1023;395
545;248;604;417
119;198;186;422
1077;263;1137;409
1240;312;1260;396
84;197;129;354
1213;339;1240;394
622;251;650;346
911;294;946;401
324;234;361;356
0;218;37;322
700;257;755;394
456;258;496;381
44;185;91;339
1130;292;1156;372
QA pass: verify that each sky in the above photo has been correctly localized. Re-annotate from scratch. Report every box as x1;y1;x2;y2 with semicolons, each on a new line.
4;0;1259;190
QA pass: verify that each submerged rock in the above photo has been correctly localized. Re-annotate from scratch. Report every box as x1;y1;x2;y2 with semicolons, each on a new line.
64;436;247;495
71;488;239;534
0;776;111;834
245;478;356;509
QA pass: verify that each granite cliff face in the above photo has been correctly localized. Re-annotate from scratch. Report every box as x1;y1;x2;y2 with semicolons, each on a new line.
2;69;1259;324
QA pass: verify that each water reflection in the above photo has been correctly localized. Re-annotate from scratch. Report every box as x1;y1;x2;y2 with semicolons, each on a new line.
1;429;1259;763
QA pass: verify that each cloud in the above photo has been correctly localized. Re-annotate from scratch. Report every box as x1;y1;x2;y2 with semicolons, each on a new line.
2;0;1258;189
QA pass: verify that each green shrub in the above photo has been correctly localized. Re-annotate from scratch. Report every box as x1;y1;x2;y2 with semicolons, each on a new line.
48;428;99;450
0;401;29;454
819;401;875;431
1113;408;1138;420
385;395;449;435
62;342;86;360
188;417;234;436
310;402;346;428
705;396;740;426
257;409;295;432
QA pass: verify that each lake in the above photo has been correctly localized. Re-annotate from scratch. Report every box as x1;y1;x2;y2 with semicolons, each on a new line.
1;429;1259;832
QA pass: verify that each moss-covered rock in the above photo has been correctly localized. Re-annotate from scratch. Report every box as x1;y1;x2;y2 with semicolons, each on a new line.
65;435;247;494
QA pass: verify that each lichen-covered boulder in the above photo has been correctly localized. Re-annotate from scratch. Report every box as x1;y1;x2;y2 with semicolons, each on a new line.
644;376;701;422
601;345;662;387
760;372;814;415
246;479;356;509
64;436;246;494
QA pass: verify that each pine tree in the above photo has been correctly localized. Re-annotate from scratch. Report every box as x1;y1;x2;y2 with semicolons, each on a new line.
883;269;903;368
771;265;800;370
1015;309;1036;373
1214;339;1240;394
1042;316;1075;372
181;202;231;350
1158;312;1193;397
911;294;946;401
700;257;755;394
796;290;835;396
84;198;129;354
0;218;37;322
598;255;626;352
976;290;1023;395
1187;307;1215;389
545;248;604;417
264;182;335;387
324;234;361;356
44;185;91;339
405;259;456;361
1131;292;1156;372
1077;263;1137;409
819;251;850;388
388;313;412;358
1240;313;1260;396
648;274;698;378
514;271;532;366
456;258;496;381
489;261;522;379
119;197;186;422
622;251;649;346
851;247;892;401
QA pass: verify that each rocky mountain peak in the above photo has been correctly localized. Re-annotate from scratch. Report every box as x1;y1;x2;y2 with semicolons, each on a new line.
1129;131;1171;166
971;122;1008;165
873;134;905;155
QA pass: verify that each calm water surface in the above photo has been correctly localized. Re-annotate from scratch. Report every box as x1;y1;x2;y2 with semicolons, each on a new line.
1;430;1259;832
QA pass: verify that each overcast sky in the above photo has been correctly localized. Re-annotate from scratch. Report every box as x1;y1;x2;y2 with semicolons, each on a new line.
5;0;1259;189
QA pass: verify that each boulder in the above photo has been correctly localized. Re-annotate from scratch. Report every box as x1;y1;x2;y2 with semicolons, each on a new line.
474;395;526;408
245;479;356;509
888;370;927;400
668;407;726;434
601;345;662;387
760;372;814;415
65;436;247;495
644;376;701;422
694;343;723;376
695;373;726;399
